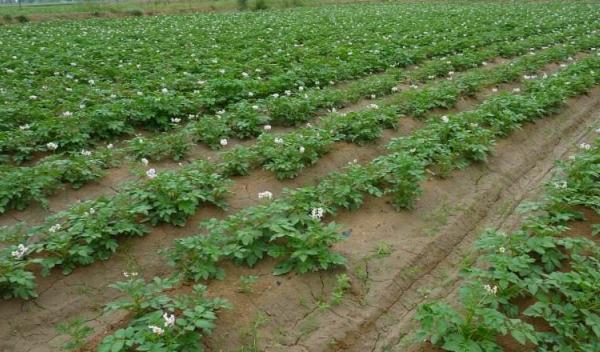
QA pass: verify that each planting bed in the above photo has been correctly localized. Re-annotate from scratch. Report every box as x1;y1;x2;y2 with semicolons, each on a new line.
0;2;599;352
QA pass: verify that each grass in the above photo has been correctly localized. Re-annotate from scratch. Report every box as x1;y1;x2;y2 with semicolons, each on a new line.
0;0;382;23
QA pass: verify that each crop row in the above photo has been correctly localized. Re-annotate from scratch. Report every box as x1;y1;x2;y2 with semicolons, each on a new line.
1;50;598;305
0;35;596;216
8;23;594;165
1;4;597;162
0;41;591;267
94;55;600;352
415;137;599;351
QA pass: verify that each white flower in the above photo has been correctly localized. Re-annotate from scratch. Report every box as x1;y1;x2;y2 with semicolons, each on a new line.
242;72;249;78
441;115;450;123
310;207;324;220
19;124;31;131
252;105;259;110
368;103;379;109
272;93;279;98
274;137;284;145
258;191;273;200
248;92;254;97
146;168;157;179
163;312;176;327
47;142;59;151
88;79;95;85
216;110;225;115
220;138;228;146
197;80;206;85
81;149;92;156
512;88;521;93
391;87;398;92
410;84;418;89
263;125;272;131
62;111;73;117
123;272;138;278
298;86;304;91
141;158;149;166
370;94;376;99
484;284;498;295
161;88;169;94
498;247;506;253
10;244;29;260
149;325;165;335
579;143;591;150
448;71;455;76
29;95;38;100
299;146;305;153
107;144;114;149
554;181;567;189
492;87;498;92
171;118;181;123
49;224;62;233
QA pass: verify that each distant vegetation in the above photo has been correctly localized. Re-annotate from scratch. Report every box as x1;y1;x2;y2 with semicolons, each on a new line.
0;0;378;23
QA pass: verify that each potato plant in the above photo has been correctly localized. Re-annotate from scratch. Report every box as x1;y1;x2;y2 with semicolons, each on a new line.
99;276;229;352
415;136;600;350
0;33;595;215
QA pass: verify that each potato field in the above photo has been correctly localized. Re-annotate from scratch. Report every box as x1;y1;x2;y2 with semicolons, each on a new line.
0;2;599;351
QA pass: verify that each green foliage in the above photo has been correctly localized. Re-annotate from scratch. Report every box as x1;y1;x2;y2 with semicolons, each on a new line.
36;196;148;275
258;128;334;179
99;277;230;352
237;0;248;11
128;161;231;226
253;0;268;11
15;15;29;23
238;275;259;294
322;106;398;144
219;146;261;176
167;197;346;280
416;279;538;351
128;132;192;161
56;317;93;351
416;135;600;351
330;273;351;306
0;245;37;300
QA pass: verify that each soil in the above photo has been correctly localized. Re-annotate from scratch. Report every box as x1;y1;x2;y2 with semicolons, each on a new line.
0;68;598;352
